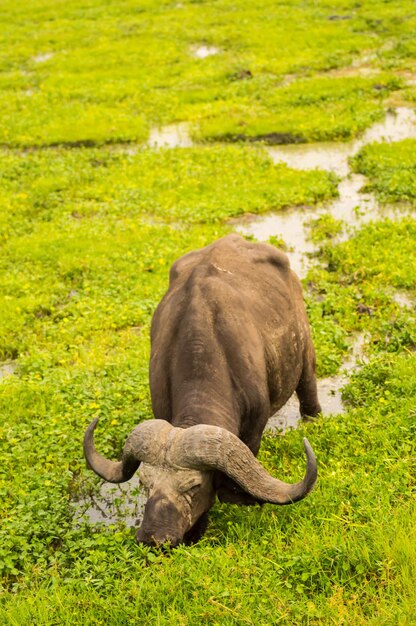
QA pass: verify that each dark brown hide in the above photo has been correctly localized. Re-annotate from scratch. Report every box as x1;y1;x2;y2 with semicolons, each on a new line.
148;234;320;510
150;234;320;450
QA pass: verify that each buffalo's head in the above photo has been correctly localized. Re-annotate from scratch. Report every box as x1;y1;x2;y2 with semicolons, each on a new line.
136;464;214;546
83;419;317;547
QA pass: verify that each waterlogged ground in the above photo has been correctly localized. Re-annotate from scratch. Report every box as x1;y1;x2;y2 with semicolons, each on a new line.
1;1;416;625
235;107;416;276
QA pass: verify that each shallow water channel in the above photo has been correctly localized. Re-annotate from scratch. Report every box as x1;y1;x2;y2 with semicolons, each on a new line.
235;107;416;277
77;107;415;527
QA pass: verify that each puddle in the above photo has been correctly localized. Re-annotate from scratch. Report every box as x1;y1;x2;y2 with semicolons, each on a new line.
327;174;377;221
267;141;352;176
32;52;54;64
392;291;415;309
266;107;416;176
266;378;344;432
148;123;192;148
236;179;413;278
234;108;415;434
0;361;16;380
267;333;368;432
191;45;219;59
361;107;416;144
73;475;146;527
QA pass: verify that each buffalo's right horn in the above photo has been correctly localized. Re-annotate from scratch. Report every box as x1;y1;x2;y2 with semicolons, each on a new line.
83;418;174;483
165;425;317;505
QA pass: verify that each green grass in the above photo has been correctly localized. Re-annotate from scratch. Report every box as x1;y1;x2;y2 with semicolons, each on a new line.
0;0;413;146
0;145;336;363
352;139;416;202
1;349;416;624
1;0;416;624
0;145;337;233
193;74;402;143
306;218;416;375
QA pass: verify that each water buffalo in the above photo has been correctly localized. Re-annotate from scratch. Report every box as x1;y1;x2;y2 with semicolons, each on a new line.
84;234;321;546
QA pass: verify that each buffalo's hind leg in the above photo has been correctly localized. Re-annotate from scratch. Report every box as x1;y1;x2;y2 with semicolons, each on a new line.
296;347;321;420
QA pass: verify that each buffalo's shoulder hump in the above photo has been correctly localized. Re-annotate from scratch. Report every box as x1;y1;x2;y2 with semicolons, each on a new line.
170;235;290;286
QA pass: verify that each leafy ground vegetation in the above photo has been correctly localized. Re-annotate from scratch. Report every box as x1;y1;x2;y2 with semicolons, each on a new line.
1;0;416;624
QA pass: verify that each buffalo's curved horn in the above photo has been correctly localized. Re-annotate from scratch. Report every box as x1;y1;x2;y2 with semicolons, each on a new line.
83;418;174;483
165;425;317;505
84;419;317;503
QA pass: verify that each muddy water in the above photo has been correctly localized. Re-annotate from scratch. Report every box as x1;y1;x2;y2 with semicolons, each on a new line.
266;107;416;176
236;107;416;277
148;122;193;148
146;111;415;268
146;107;415;164
0;361;16;379
267;333;368;431
238;107;416;427
74;475;146;528
236;173;413;278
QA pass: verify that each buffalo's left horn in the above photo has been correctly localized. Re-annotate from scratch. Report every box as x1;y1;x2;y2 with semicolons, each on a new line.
165;425;317;505
83;418;174;483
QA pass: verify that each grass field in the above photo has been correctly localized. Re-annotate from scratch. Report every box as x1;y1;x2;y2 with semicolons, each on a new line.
1;1;415;624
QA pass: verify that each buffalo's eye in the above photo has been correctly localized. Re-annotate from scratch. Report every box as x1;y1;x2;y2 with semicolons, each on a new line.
177;477;202;494
182;484;201;503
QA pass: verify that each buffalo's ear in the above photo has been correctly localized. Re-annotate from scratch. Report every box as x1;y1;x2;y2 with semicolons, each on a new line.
183;512;209;545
